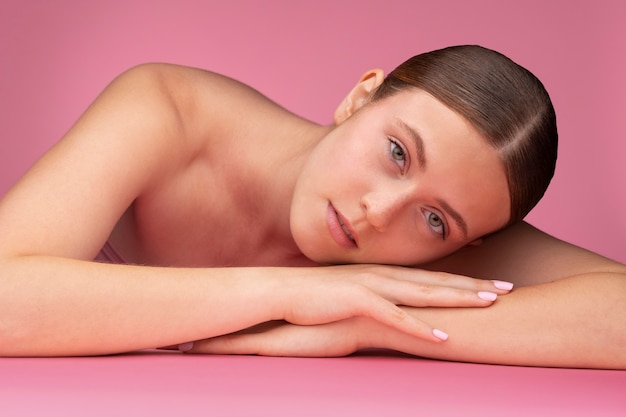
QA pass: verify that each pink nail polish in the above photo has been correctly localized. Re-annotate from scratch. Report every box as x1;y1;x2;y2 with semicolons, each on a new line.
491;280;514;290
433;329;448;341
478;291;498;301
178;342;194;352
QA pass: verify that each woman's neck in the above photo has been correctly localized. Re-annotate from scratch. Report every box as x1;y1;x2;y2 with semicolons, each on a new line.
251;122;332;265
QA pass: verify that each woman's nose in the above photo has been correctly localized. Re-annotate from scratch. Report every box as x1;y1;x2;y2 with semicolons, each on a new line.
360;187;414;231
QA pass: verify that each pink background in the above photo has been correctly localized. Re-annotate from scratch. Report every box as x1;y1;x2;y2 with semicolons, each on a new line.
1;0;625;263
0;1;625;416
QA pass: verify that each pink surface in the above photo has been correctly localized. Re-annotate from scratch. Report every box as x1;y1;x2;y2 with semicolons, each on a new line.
1;351;625;416
0;1;624;416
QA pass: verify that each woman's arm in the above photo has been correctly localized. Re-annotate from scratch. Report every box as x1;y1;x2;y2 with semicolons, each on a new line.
384;271;626;368
406;221;626;368
0;63;277;355
187;224;626;369
188;271;625;369
0;257;514;356
423;221;626;286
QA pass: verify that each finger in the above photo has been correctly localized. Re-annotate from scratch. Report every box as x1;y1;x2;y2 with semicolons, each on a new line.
355;269;513;307
363;266;514;294
355;290;448;343
415;271;514;294
282;284;449;343
373;280;503;308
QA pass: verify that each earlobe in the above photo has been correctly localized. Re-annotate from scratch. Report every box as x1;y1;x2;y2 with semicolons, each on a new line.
333;69;385;125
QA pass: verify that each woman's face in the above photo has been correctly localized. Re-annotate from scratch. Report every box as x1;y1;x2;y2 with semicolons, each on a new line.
290;88;511;266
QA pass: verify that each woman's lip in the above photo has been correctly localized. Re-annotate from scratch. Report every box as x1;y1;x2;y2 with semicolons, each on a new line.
326;203;358;248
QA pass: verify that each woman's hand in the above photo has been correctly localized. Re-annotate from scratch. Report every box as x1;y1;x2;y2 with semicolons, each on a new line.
165;271;626;370
271;264;512;342
163;265;513;354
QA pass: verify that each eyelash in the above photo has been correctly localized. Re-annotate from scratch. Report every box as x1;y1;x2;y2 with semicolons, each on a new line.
388;137;408;172
422;209;447;240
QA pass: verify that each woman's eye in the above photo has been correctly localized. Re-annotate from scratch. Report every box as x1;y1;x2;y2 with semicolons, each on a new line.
389;138;407;170
424;209;446;239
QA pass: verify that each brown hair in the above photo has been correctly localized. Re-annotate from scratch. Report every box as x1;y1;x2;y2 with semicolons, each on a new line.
371;45;558;226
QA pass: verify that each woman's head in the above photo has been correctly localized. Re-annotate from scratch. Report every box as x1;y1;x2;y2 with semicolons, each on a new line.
294;86;511;265
370;45;558;226
291;45;556;266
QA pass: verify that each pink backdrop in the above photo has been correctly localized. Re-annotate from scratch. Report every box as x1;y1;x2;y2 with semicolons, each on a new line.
1;2;625;416
1;0;625;263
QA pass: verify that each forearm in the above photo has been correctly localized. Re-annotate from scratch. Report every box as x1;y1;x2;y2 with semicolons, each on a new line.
0;256;285;356
365;273;626;369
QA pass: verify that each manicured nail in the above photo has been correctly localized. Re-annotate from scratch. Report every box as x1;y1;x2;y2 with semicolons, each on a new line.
478;291;498;301
433;329;449;341
178;342;194;352
491;280;514;291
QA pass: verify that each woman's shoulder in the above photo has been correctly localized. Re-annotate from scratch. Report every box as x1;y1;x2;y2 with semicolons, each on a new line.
102;64;315;265
127;63;298;119
123;63;309;149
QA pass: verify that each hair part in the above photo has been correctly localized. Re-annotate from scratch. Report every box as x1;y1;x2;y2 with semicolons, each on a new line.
371;45;558;226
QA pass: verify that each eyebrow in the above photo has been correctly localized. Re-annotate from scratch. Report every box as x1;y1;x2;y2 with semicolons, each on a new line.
437;198;468;240
396;118;427;169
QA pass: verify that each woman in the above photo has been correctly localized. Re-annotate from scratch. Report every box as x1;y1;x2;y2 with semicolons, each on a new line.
0;46;623;368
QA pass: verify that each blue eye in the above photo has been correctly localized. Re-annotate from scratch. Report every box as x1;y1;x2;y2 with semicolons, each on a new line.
423;209;446;239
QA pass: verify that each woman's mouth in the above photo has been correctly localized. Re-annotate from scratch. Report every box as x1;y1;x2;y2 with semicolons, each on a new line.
326;203;358;248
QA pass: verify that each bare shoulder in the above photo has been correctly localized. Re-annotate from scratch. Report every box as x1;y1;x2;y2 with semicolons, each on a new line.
132;63;309;158
139;63;296;123
0;62;288;261
423;221;626;286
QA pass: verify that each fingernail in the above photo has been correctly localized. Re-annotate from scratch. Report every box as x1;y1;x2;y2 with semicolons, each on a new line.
178;342;194;352
478;291;498;301
433;329;449;341
491;280;514;291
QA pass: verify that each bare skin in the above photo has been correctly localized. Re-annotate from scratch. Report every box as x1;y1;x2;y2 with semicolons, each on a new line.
0;63;624;367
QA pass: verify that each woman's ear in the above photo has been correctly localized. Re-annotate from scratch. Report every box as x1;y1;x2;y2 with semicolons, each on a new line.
333;69;385;125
